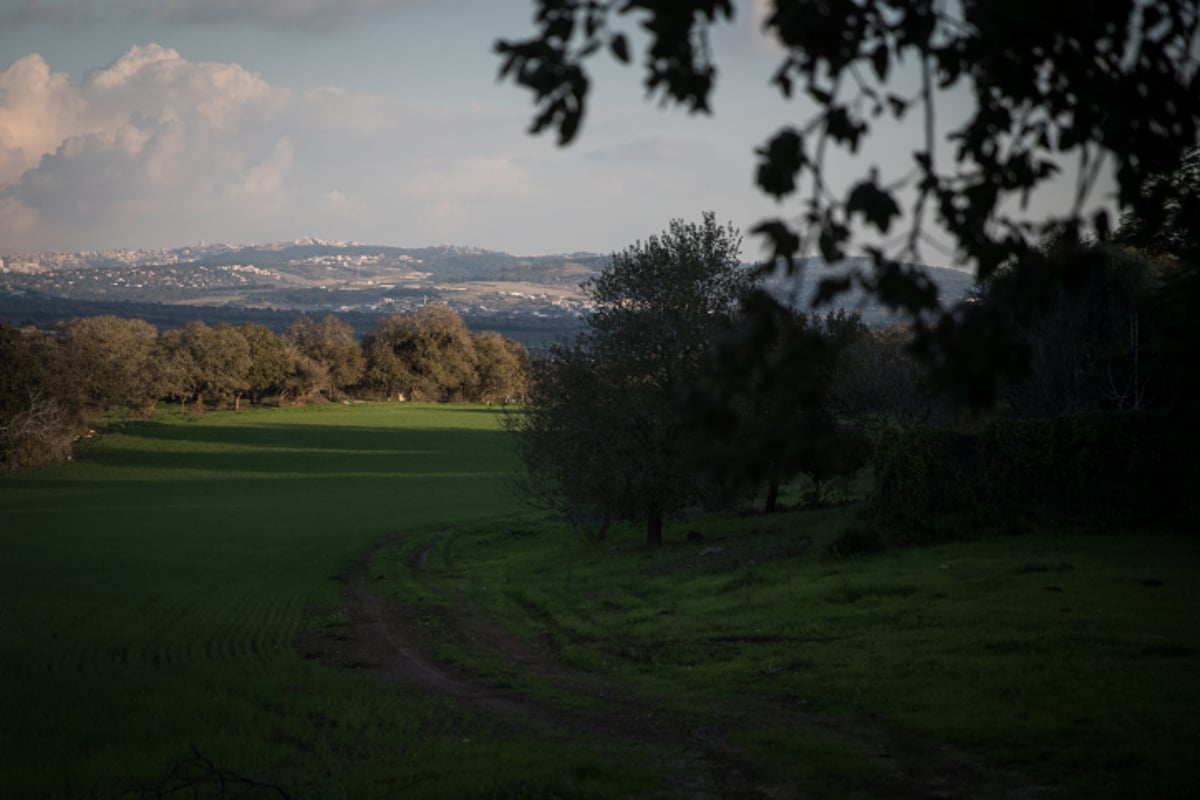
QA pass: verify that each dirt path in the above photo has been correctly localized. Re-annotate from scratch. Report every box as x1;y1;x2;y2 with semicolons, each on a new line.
297;536;1041;799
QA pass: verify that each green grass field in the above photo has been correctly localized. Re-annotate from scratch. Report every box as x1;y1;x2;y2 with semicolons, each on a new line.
0;404;633;798
2;403;1198;798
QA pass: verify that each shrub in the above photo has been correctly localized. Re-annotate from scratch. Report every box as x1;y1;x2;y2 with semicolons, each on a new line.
869;412;1189;535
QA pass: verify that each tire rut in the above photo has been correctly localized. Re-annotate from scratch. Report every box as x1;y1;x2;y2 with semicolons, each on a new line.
297;535;1042;800
298;536;784;798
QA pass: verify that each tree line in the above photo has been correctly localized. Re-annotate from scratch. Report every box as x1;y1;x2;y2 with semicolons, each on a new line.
507;213;928;543
1;305;529;470
507;210;1196;546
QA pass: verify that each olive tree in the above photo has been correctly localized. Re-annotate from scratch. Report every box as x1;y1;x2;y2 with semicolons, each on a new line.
57;315;160;413
472;331;531;403
509;212;756;544
0;324;79;469
239;323;293;406
285;315;364;400
361;305;480;402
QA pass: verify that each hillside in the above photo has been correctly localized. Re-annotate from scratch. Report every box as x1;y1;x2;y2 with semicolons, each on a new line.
0;239;975;344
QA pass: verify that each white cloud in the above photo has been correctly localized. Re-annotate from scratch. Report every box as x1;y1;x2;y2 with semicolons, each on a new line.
0;43;555;253
0;36;788;256
0;45;376;250
226;137;294;202
81;44;286;130
0;53;85;182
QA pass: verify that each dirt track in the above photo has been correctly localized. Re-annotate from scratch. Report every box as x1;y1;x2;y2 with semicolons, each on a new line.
296;537;1041;799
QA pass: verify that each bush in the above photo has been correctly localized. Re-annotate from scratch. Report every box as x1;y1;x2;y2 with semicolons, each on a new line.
825;521;886;557
868;412;1190;536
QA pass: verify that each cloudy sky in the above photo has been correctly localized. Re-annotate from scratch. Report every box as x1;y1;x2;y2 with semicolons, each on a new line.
0;0;1094;261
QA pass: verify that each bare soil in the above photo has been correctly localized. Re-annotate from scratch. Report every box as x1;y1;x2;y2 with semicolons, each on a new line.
296;537;1046;799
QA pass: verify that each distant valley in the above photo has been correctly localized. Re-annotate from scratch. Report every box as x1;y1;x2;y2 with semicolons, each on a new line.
0;238;976;346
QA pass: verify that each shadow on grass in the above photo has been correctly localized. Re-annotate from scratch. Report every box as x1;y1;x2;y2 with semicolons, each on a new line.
87;420;514;477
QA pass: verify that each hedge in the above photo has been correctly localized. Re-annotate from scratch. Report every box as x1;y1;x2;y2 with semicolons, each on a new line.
869;412;1194;533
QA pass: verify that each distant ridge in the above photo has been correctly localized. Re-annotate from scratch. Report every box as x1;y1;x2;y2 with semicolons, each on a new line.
1;239;976;344
763;256;976;325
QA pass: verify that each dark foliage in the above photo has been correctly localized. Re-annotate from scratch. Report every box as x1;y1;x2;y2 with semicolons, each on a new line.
869;412;1195;535
496;0;1200;408
688;293;872;511
508;213;755;544
0;324;81;470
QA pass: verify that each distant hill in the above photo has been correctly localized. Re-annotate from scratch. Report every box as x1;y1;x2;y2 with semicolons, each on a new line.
0;239;977;345
763;257;976;325
0;239;608;286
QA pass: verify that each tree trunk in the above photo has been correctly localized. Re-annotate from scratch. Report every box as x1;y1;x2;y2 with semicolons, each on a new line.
596;510;612;541
765;477;781;514
646;503;663;546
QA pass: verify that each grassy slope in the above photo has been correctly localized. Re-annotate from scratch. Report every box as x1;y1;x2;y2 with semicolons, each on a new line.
390;510;1200;799
0;404;634;799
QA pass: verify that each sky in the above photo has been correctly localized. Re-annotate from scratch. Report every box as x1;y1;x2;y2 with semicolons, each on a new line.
0;0;1101;262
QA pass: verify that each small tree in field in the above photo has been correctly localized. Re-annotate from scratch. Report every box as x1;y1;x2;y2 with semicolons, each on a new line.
509;212;756;544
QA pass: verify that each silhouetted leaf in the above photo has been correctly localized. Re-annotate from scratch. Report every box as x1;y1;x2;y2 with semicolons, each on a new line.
870;43;889;82
807;86;833;105
814;276;853;306
755;128;806;199
825;106;867;152
846;180;901;234
818;219;849;263
751;219;801;273
610;33;630;63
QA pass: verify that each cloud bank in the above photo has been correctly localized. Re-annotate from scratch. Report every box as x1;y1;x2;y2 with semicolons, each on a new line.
0;40;770;256
0;44;550;252
0;44;304;249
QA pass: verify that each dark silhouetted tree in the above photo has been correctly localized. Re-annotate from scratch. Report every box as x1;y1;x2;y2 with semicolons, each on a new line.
830;324;937;426
506;339;633;540
697;293;870;511
509;213;756;544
